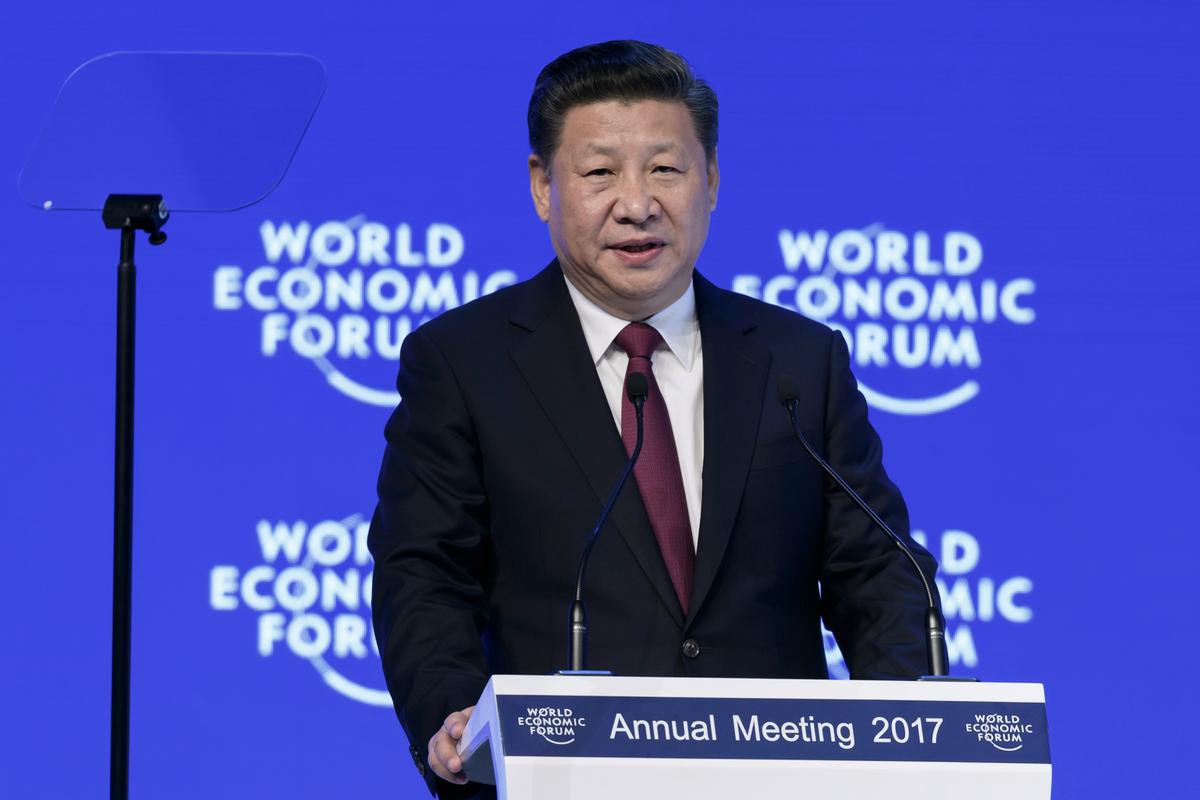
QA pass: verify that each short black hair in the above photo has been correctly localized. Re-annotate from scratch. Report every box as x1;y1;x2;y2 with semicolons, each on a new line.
528;40;719;170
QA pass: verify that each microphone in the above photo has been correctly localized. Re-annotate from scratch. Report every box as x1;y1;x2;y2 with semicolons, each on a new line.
564;372;649;673
776;376;950;678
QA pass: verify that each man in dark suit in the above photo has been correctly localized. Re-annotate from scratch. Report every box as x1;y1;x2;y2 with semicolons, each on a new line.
368;40;938;798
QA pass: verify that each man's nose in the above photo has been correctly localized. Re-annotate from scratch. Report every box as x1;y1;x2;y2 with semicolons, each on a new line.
612;173;660;224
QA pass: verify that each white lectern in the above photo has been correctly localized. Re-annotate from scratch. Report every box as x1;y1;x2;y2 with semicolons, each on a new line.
458;675;1050;799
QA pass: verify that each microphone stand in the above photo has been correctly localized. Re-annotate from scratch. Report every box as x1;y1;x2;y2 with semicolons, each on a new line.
777;378;956;679
561;374;647;674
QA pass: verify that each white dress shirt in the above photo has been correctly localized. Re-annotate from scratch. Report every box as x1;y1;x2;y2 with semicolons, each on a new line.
563;275;705;548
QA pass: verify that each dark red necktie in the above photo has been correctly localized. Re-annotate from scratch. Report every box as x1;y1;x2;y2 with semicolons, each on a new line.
614;322;695;615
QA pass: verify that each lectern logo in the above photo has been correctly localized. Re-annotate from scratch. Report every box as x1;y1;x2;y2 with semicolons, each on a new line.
966;713;1035;752
516;706;587;745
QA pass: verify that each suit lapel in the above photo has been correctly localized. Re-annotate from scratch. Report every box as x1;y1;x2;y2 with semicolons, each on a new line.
509;263;686;628
689;273;771;626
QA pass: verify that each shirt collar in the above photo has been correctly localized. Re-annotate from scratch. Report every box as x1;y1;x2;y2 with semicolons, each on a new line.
563;273;700;371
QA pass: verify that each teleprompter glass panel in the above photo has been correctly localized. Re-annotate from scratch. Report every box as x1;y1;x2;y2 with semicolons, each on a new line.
19;51;326;212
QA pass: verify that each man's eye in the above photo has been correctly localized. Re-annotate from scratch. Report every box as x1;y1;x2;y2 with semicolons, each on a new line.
585;168;612;177
653;165;680;173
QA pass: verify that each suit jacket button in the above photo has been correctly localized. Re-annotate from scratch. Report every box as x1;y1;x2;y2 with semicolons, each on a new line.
410;744;426;776
681;639;701;659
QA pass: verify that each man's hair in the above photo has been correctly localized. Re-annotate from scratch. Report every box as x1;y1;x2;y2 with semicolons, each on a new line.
528;40;719;170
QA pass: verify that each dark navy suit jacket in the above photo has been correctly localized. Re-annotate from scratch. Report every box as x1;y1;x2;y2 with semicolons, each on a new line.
368;263;938;796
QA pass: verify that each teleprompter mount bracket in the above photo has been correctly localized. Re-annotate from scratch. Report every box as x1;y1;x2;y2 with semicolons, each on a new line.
102;193;169;244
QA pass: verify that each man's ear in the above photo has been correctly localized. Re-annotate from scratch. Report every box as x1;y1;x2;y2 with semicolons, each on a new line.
706;150;720;212
529;154;552;222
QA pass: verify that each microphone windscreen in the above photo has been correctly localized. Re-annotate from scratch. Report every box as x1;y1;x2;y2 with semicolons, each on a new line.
776;375;800;405
625;372;649;401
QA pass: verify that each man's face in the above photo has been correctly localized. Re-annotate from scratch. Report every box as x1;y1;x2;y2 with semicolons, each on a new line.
529;99;719;320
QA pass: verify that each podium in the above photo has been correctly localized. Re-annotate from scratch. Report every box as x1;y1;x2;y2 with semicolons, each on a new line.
458;675;1050;799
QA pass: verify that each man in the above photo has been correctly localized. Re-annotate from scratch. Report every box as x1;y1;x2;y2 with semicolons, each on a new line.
369;40;938;798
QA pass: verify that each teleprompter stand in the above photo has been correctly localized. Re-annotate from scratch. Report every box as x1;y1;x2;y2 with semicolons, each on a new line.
102;194;168;800
19;52;326;800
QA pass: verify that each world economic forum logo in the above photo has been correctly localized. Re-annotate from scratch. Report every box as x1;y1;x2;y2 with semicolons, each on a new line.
212;216;518;406
208;513;391;706
966;713;1035;752
516;707;587;745
823;526;1034;677
732;224;1036;416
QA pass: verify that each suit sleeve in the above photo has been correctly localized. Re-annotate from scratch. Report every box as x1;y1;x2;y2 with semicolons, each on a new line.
817;330;941;679
368;325;491;796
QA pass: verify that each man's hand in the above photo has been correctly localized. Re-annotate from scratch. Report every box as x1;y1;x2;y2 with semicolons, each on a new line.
427;705;476;784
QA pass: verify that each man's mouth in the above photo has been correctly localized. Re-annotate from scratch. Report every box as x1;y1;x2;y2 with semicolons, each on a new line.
611;240;664;253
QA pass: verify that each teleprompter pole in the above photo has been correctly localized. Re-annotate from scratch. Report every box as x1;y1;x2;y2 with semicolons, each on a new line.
102;195;168;800
110;224;135;800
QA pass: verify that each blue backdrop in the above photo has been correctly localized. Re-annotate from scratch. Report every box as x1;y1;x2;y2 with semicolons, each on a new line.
3;1;1198;797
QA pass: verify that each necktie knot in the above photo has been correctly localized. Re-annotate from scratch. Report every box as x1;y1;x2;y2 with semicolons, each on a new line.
615;322;664;361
